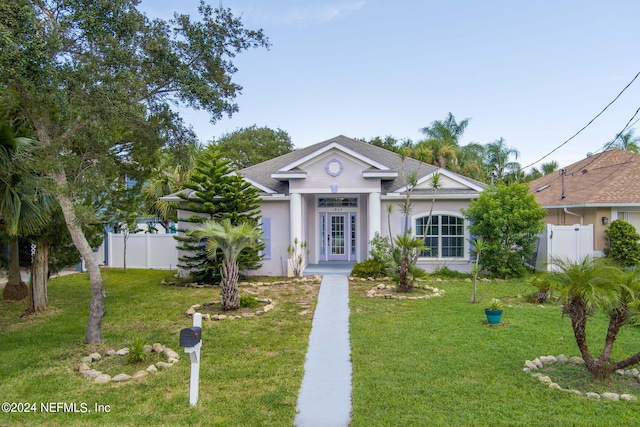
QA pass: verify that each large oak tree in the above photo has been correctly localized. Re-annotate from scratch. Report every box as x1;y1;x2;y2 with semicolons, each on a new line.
0;0;269;343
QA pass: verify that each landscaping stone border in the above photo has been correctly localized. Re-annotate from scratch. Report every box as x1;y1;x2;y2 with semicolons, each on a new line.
184;276;322;321
351;277;446;299
78;343;179;384
523;354;638;401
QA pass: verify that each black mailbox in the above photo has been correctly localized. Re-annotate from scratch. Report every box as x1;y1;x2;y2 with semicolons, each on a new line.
180;326;202;347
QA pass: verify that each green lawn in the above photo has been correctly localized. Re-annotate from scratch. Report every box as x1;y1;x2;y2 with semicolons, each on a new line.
2;270;640;426
0;269;318;426
350;278;640;426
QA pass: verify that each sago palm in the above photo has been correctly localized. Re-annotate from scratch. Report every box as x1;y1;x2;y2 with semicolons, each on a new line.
190;219;262;311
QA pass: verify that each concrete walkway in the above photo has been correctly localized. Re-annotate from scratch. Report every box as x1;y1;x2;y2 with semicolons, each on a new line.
295;274;352;427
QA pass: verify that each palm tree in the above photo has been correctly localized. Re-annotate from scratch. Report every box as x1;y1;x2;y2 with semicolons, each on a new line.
189;219;262;311
484;138;521;181
546;257;640;379
0;125;52;302
608;129;640;153
420;112;470;146
528;161;559;181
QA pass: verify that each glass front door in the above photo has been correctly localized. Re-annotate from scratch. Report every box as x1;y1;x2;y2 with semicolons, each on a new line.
320;212;356;261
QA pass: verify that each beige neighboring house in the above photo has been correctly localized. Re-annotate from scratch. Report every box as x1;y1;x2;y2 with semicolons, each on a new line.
529;149;640;255
169;135;485;276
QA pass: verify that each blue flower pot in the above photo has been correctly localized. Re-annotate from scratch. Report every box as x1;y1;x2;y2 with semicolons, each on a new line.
485;309;503;325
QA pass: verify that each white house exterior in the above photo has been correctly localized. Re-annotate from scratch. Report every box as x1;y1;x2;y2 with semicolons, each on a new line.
221;135;484;276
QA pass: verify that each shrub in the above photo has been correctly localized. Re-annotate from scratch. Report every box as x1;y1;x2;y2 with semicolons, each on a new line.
127;337;146;364
239;294;258;308
433;266;470;279
604;220;640;267
351;260;388;278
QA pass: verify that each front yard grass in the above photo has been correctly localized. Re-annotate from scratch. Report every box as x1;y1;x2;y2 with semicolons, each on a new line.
350;277;640;426
0;269;318;426
3;270;640;426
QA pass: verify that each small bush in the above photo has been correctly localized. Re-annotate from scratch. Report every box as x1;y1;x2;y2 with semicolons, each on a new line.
432;266;471;279
605;220;640;267
351;260;387;278
239;294;258;308
127;337;146;364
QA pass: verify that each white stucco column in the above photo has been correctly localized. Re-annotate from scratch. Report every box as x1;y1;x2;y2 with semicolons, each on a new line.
290;192;303;247
368;192;381;245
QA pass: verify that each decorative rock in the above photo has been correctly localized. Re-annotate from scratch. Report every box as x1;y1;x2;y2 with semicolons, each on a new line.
78;363;90;372
525;360;538;370
557;354;568;363
132;370;148;380
80;369;102;379
89;352;102;361
167;357;179;364
532;358;543;368
116;348;129;356
256;310;265;315
631;368;639;376
549;383;562;389
616;369;625;375
569;357;584;365
156;361;173;369
106;349;116;356
538;375;552;384
94;374;111;384
152;343;165;353
377;284;385;289
143;345;153;353
564;389;583;396
523;368;531;373
242;312;255;318
203;314;211;321
539;356;550;364
585;392;601;399
146;365;158;374
433;288;439;293
111;373;132;382
263;304;274;312
218;315;227;320
191;304;201;310
81;356;93;363
546;355;557;364
601;392;620;401
185;307;196;316
621;394;637;401
164;348;180;360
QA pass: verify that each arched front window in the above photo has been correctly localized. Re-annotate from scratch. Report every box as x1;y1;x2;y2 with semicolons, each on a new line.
415;215;465;257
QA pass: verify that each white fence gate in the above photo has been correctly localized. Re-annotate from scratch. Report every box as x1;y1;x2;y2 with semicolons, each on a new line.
534;224;594;272
100;233;179;270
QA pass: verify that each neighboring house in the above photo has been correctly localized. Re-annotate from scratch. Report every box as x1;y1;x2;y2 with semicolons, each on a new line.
529;149;640;255
169;135;485;276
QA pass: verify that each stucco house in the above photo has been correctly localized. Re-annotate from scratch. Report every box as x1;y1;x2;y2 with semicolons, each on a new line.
529;149;640;255
172;135;485;276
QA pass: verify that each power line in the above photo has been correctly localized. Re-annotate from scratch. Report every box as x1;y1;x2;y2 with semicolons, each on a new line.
522;71;640;170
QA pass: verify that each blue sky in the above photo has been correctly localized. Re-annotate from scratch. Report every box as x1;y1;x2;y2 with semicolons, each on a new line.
141;0;640;170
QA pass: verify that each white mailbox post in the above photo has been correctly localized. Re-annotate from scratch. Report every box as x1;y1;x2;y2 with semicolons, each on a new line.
179;312;202;406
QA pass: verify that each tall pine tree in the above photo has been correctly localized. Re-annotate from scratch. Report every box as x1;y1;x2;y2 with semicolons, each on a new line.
175;147;263;284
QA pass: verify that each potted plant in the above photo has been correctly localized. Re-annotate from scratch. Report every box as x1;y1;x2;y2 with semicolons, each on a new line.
485;298;504;324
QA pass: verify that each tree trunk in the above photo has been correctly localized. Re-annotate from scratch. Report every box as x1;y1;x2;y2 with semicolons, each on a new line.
398;251;411;293
29;242;49;312
568;298;606;378
220;258;239;311
53;171;105;344
2;236;28;301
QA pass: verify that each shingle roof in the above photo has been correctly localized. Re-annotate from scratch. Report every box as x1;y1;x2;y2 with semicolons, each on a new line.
238;135;440;194
529;149;640;206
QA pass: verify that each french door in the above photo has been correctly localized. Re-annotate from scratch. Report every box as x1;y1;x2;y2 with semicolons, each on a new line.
320;213;356;261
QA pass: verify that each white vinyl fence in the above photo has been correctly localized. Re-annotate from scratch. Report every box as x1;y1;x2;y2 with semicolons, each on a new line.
533;224;594;272
100;233;179;270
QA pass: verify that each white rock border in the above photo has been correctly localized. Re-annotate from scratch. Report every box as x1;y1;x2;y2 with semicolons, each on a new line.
78;343;179;384
361;283;445;299
523;354;638;401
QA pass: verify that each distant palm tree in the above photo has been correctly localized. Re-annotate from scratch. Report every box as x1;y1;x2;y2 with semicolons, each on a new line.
189;219;262;311
608;129;640;153
484;138;521;181
420;112;470;146
527;161;559;181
